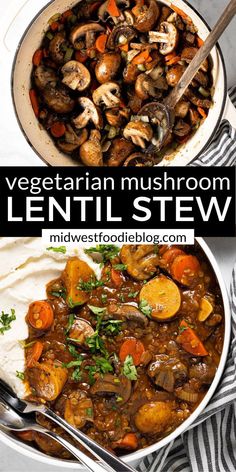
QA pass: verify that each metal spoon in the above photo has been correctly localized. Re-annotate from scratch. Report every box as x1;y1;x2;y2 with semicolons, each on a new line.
0;398;108;472
140;0;236;151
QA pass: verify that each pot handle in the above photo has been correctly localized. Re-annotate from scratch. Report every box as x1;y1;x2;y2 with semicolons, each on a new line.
223;94;236;129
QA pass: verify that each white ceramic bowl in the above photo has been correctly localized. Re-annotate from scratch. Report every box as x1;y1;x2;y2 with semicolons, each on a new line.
11;0;236;167
0;237;231;470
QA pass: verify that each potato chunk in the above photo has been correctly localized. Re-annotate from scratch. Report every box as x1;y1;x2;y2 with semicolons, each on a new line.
28;360;68;401
134;401;174;434
62;257;95;306
139;275;181;320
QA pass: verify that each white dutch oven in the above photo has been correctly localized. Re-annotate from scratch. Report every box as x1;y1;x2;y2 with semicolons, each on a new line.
11;0;236;167
0;237;231;469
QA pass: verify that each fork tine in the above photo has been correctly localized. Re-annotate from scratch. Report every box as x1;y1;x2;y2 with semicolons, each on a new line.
0;380;26;412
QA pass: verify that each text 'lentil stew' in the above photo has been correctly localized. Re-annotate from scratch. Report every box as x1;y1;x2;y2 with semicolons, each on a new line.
17;243;224;458
30;0;213;166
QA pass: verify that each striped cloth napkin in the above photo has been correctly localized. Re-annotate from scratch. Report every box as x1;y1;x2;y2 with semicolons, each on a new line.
137;90;236;472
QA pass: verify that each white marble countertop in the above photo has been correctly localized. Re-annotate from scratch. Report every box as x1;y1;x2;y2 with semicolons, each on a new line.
0;236;235;472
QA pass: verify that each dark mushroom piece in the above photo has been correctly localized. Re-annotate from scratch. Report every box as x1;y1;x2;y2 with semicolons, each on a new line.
105;108;130;127
133;0;160;33
123;152;155;166
181;47;208;73
92;82;121;108
70;23;105;50
42;86;75;114
95;52;121;84
34;65;57;90
49;33;66;65
106;25;136;50
166;64;185;88
123;120;153;149
123;63;140;84
79;130;103;166
135;73;167;101
137;102;174;152
90;374;132;404
107;303;149;326
73;97;103;129
185;88;212;109
149;22;179;55
67;318;95;345
173;119;191;137
98;0;130;23
174;101;190;118
106;138;134;166
120;244;159;280
61;61;91;91
58;125;88;154
148;354;188;392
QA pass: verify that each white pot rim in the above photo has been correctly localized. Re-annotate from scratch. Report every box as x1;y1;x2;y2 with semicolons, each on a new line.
0;237;231;469
10;0;228;167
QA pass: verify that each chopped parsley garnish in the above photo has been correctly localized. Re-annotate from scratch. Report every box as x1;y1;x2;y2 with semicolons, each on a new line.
65;313;75;334
122;355;138;381
68;343;81;358
116;396;123;403
85;245;120;264
78;276;104;292
101;293;108;304
0;309;16;335
113;264;127;271
16;371;25;380
94;356;113;374
46;246;67;254
101;319;123;335
62;357;83;382
85;365;97;385
50;287;66;299
86;407;93;417
88;305;106;316
139;299;152;318
67;297;83;309
128;291;139;299
18;340;36;349
86;332;107;355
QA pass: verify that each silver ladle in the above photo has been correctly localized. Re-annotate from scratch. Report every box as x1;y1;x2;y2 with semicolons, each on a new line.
139;0;236;151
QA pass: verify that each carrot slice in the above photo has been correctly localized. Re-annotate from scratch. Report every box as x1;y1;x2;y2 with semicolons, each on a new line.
27;301;54;330
95;34;108;53
166;56;181;66
29;89;39;117
132;50;151;65
165;52;176;62
119;43;129;52
197;37;204;48
26;341;44;368
107;0;120;17
197;107;207;119
170;254;200;285
50;122;66;138
50;21;59;31
119;338;145;365
170;4;189;20
62;9;73;20
75;50;88;63
139;275;181;321
113;433;138;450
177;320;208;356
111;268;123;288
17;431;34;442
162;247;185;265
32;49;44;67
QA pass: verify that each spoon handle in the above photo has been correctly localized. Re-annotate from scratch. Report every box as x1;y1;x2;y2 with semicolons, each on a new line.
166;0;236;108
41;406;136;472
42;429;108;472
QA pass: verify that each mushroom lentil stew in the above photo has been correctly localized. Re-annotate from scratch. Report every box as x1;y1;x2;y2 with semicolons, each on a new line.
18;243;224;458
30;0;213;166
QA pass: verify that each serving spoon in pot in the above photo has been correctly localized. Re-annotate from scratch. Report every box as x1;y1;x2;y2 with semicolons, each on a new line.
139;0;236;151
0;380;136;472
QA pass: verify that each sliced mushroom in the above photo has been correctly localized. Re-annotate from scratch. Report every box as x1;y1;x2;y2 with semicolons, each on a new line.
106;25;136;49
181;47;208;72
173;119;191;137
70;23;105;50
123;152;155;167
189;108;201;126
106;138;135;166
135;73;166;100
107;303;148;326
166;64;185;87
90;374;132;404
105;108;129;127
34;65;57;90
174;101;190;118
149;22;179;55
185;88;212;109
68;318;95;345
98;0;129;23
137;101;173;151
120;245;159;280
42;86;75;114
61;61;91;91
64;391;93;428
123;63;140;84
194;70;209;87
49;33;66;64
95;52;121;84
79;130;103;166
123;121;153;148
58;125;88;154
148;355;188;392
127;90;143;113
73;97;103;129
92;82;120;108
133;0;160;33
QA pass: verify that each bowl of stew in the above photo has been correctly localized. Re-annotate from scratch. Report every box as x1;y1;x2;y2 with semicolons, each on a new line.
0;238;231;468
11;0;228;166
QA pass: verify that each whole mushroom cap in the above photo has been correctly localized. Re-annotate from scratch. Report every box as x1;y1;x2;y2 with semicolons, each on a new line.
61;61;91;91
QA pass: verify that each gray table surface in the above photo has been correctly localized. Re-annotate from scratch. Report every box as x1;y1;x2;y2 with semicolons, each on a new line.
0;0;236;469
